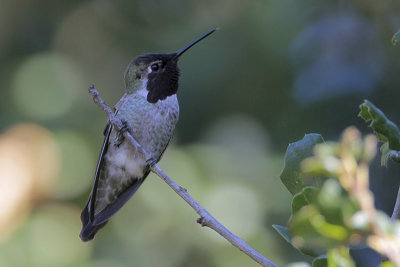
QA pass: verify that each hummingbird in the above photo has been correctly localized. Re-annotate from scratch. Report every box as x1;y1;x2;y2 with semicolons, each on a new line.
80;29;217;241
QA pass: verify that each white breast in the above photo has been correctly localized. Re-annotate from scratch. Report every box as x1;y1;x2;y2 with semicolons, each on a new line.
105;141;146;180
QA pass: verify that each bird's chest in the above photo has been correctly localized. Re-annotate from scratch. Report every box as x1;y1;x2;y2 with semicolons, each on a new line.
112;94;179;158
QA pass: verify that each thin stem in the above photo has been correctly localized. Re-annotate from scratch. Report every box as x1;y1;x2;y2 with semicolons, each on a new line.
391;185;400;221
88;84;277;267
389;151;400;221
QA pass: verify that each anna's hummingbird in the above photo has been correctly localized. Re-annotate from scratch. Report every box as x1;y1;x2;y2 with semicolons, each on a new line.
80;29;216;241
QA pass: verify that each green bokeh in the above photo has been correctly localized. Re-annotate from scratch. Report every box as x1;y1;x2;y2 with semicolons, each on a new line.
52;130;95;199
12;52;85;121
1;0;399;266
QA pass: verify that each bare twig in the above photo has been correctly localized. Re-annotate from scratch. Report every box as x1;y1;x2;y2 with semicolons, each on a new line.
391;185;400;221
388;151;400;221
88;84;277;267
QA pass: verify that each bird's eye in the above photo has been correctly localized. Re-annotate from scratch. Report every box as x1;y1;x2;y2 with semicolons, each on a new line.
151;63;159;71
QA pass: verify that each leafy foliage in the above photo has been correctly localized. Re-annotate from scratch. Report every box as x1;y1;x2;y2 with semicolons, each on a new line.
326;247;354;267
292;187;319;214
272;224;291;243
280;134;326;195
274;101;400;266
359;100;400;165
312;255;327;267
380;261;396;267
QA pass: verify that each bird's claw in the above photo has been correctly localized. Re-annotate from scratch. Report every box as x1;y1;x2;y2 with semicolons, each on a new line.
115;120;129;147
119;120;129;133
146;157;157;168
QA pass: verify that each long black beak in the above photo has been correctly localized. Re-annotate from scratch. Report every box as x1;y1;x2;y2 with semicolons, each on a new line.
174;28;218;59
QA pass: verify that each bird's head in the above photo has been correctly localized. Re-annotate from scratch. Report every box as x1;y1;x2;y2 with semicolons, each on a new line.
123;29;217;103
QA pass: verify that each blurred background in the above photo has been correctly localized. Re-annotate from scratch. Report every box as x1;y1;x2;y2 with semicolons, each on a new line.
1;0;400;266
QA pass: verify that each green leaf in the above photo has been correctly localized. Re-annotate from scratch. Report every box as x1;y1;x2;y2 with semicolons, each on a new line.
281;134;326;195
359;100;400;164
312;255;327;267
316;179;359;226
380;261;396;267
392;30;400;46
289;205;350;257
380;143;391;166
292;187;319;214
272;224;291;243
327;247;355;267
359;100;400;150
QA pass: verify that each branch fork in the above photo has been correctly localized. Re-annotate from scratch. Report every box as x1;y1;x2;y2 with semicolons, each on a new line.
88;84;277;267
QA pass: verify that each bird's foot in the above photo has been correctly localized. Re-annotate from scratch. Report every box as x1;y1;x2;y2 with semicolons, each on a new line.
115;120;129;147
146;157;157;169
119;120;129;133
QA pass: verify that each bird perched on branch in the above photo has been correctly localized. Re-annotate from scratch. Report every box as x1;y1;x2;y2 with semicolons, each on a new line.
80;29;217;241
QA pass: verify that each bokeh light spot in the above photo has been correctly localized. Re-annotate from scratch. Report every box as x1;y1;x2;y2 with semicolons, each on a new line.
204;184;260;242
26;204;91;266
202;114;269;158
12;52;85;120
0;123;61;241
3;123;61;197
141;146;203;213
0;138;33;241
52;130;94;199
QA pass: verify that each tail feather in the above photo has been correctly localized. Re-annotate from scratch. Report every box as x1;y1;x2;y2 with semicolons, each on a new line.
79;201;108;242
79;173;149;241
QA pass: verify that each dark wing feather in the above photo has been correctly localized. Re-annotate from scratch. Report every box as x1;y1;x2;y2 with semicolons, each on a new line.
80;123;112;241
92;171;149;225
88;132;171;225
89;123;113;222
92;134;174;225
157;134;173;162
90;135;174;226
80;120;151;241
